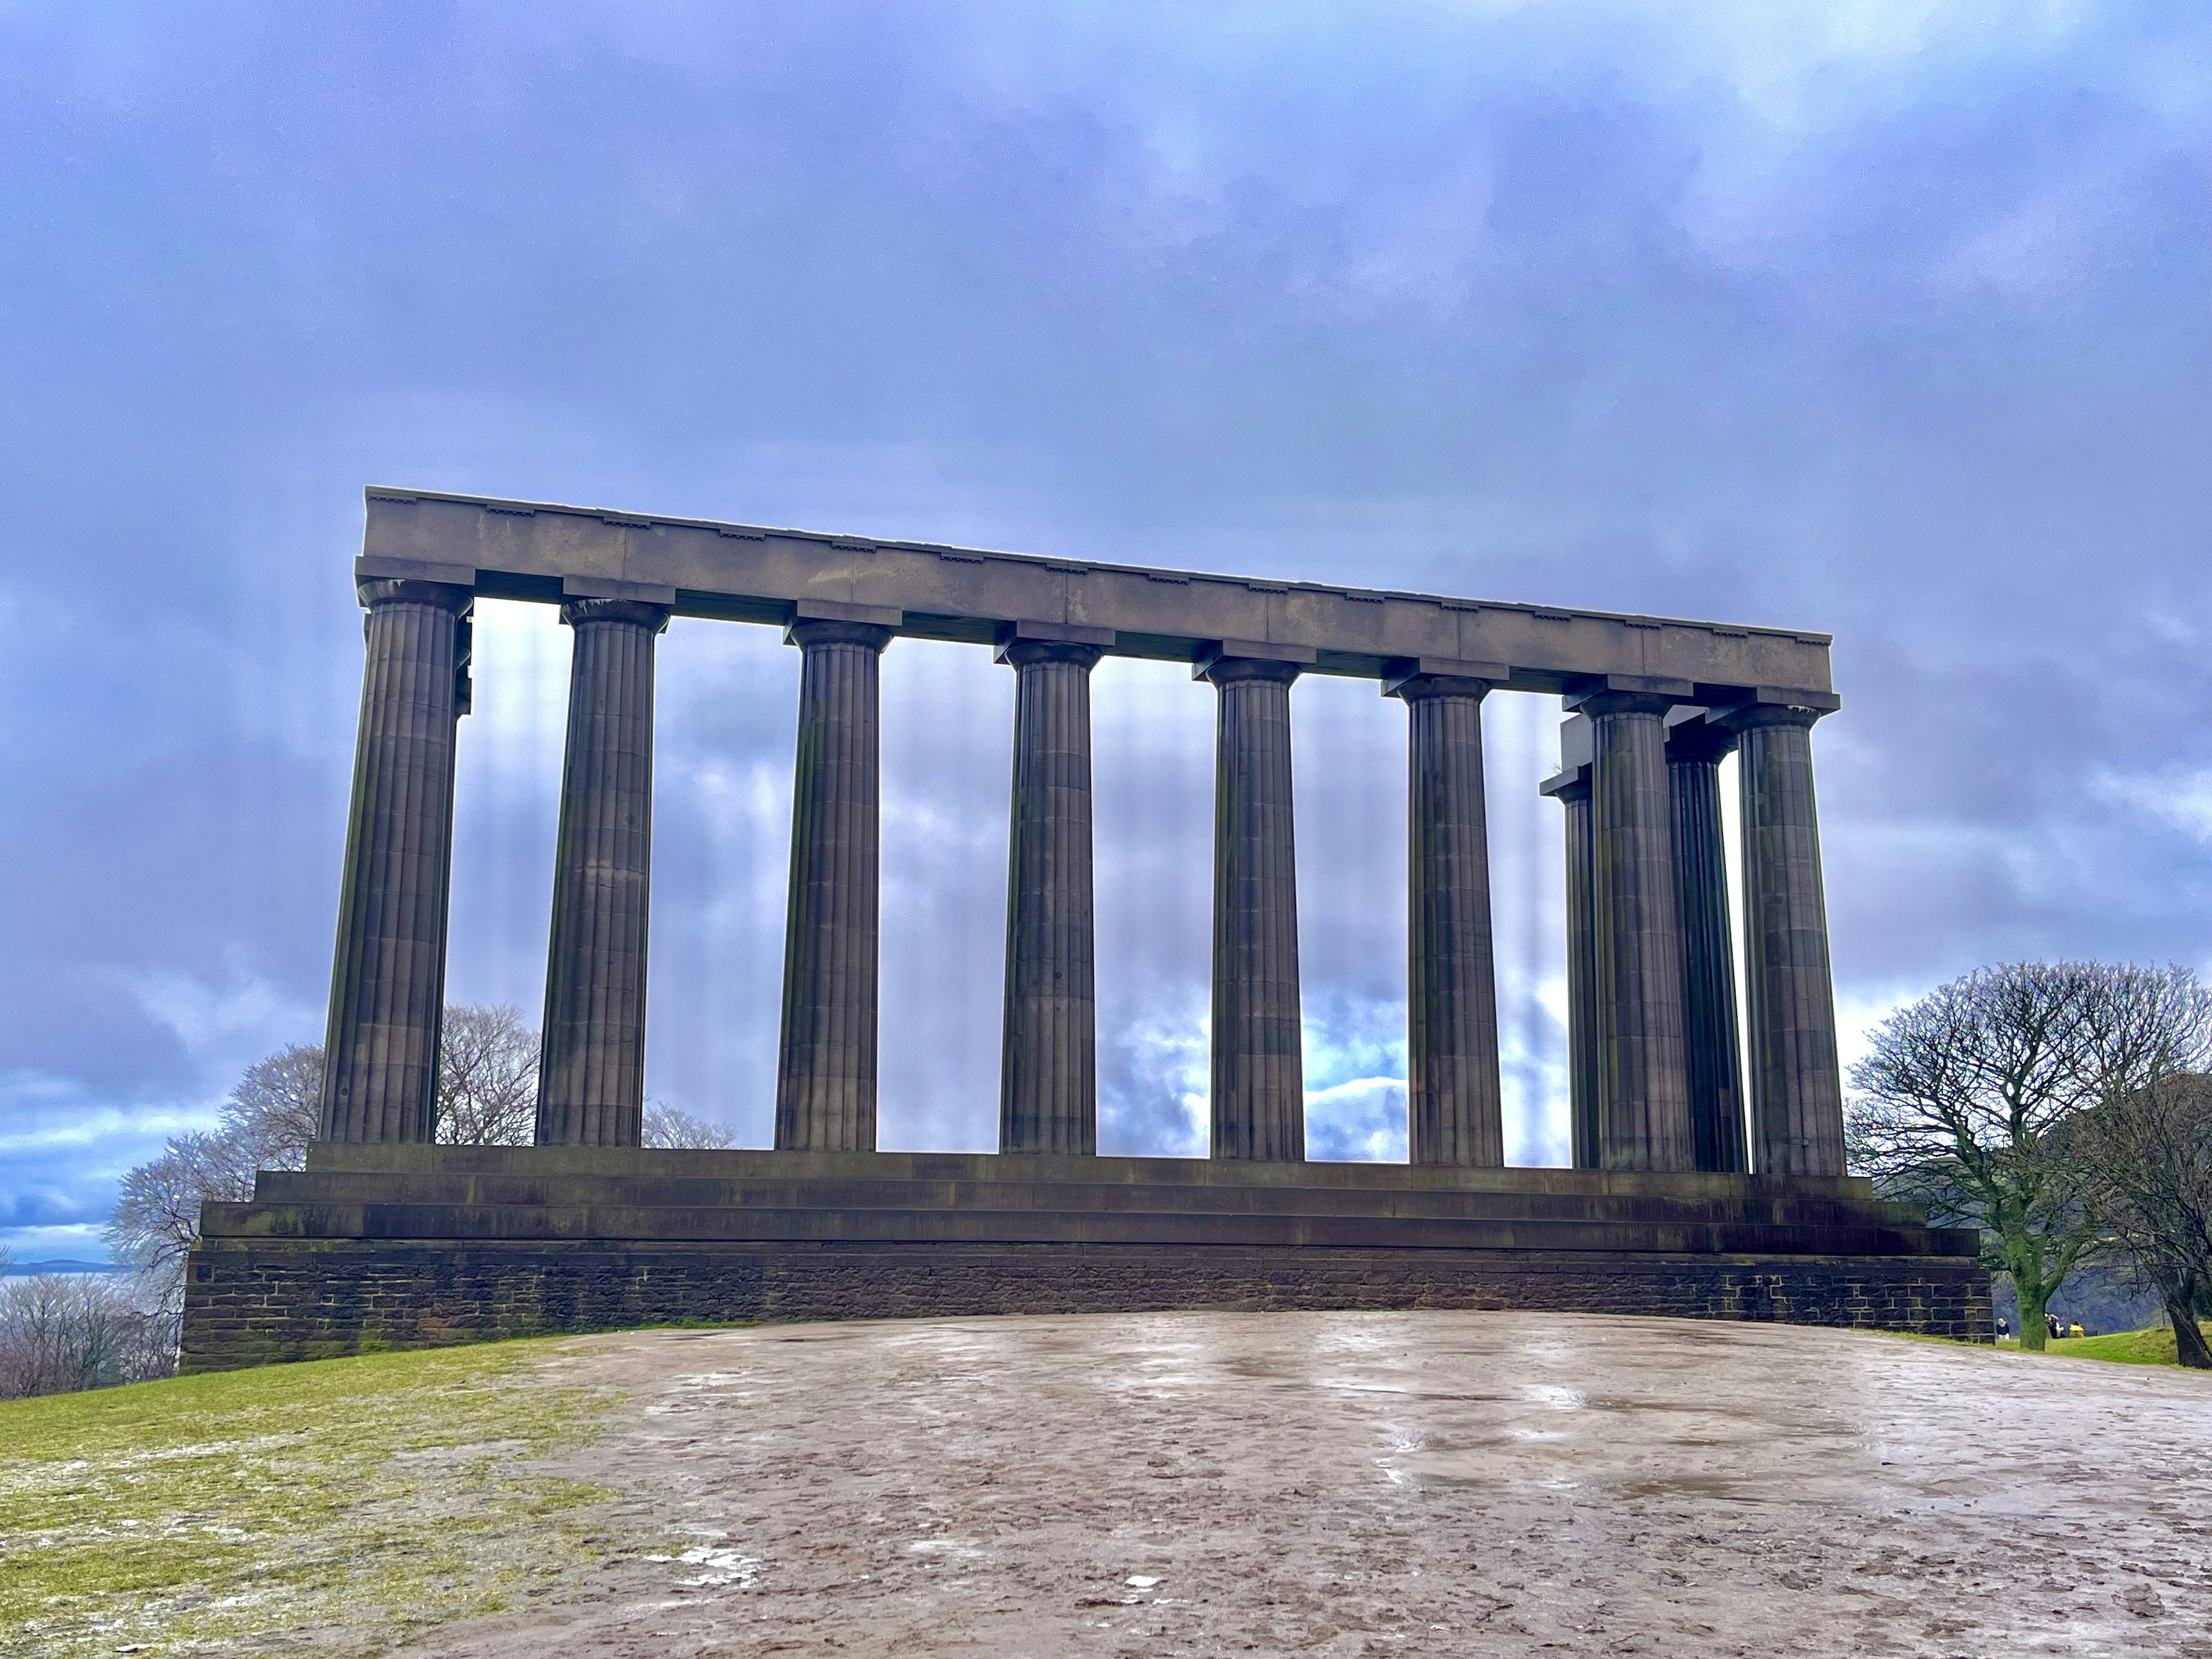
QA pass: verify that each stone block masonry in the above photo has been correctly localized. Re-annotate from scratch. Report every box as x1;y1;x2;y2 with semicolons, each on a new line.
180;1237;1989;1373
181;1147;1988;1370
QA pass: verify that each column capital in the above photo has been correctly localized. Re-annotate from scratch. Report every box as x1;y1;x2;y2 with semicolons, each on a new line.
1710;685;1840;729
1195;639;1313;687
355;552;475;597
787;618;896;652
1541;713;1594;801
1001;639;1104;670
1382;655;1508;702
1538;763;1592;802
994;619;1112;669
1564;673;1694;718
784;598;900;652
1664;710;1737;764
1718;700;1832;733
560;597;672;632
1577;690;1677;719
561;573;676;607
356;576;473;612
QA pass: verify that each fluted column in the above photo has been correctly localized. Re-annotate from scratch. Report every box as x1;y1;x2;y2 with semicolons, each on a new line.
1541;749;1602;1170
1389;672;1504;1166
776;611;896;1151
1199;647;1308;1161
317;576;473;1143
998;627;1108;1154
1582;690;1694;1172
535;597;672;1147
1727;702;1847;1177
1666;715;1748;1174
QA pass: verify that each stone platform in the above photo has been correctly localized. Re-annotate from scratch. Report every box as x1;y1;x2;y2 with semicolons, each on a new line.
179;1146;1989;1372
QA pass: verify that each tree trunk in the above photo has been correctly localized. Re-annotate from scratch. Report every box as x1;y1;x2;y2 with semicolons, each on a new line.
2017;1281;2049;1353
2165;1284;2212;1370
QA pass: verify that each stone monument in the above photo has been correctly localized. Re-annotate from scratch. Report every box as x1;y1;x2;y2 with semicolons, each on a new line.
180;488;1986;1370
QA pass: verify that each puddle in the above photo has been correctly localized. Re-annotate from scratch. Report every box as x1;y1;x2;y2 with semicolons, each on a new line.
641;1532;762;1588
906;1537;986;1562
1521;1383;1588;1411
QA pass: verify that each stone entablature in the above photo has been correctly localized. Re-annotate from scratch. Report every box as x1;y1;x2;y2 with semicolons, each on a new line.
358;487;1836;696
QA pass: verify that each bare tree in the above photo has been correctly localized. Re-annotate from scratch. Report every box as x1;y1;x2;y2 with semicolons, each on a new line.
644;1103;737;1149
0;1272;177;1398
1849;963;2115;1351
2075;1074;2212;1367
105;1130;260;1318
107;1006;547;1334
2063;964;2212;1367
219;1043;325;1169
2058;961;2212;1367
437;1004;540;1146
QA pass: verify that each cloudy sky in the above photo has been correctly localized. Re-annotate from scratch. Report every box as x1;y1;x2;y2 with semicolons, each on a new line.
2;2;2206;1260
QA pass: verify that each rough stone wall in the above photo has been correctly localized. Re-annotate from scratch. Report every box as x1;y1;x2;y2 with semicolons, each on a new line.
181;1238;1990;1372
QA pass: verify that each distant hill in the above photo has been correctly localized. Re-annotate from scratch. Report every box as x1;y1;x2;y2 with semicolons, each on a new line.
1;1258;116;1277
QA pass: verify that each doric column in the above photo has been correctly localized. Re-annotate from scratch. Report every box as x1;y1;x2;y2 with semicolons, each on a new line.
775;603;899;1152
535;584;675;1148
1724;697;1847;1177
1575;681;1695;1172
317;571;474;1143
1198;642;1312;1161
1387;660;1506;1166
1540;718;1601;1169
1666;713;1748;1174
997;622;1112;1155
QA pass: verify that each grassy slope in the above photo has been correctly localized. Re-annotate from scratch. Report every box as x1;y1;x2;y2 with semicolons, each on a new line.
2045;1322;2212;1367
1;1341;625;1658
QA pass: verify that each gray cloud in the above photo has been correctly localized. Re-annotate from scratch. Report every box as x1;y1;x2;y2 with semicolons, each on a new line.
2;1;2207;1253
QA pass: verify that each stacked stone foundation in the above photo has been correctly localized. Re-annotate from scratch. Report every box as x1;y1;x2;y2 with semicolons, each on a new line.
181;1146;1988;1372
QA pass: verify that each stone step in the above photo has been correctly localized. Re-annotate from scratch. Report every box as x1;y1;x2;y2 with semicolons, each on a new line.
249;1167;1929;1232
303;1142;1884;1199
200;1195;1967;1258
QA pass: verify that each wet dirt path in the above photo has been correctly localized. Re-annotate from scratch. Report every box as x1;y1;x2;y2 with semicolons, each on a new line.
407;1310;2212;1657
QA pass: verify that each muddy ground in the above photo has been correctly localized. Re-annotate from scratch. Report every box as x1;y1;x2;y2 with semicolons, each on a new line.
401;1310;2212;1657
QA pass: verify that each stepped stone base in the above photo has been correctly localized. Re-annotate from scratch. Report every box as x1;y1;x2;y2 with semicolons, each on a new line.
180;1146;1990;1372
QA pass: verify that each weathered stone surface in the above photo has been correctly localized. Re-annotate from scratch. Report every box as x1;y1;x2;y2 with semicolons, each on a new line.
1666;714;1748;1174
360;489;1840;695
353;1313;2210;1659
305;493;1883;1389
1199;653;1306;1161
1540;754;1602;1171
1391;675;1505;1166
317;577;472;1144
1582;691;1695;1172
998;634;1106;1154
180;1145;1986;1369
535;597;670;1148
1729;704;1848;1176
777;616;895;1152
179;1237;1987;1373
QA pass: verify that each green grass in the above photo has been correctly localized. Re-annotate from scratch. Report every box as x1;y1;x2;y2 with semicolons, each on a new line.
2045;1322;2212;1367
0;1340;626;1658
1865;1324;2210;1370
